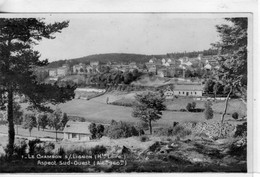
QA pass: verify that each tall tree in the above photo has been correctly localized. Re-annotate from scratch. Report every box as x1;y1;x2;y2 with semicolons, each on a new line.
212;18;247;124
132;91;166;134
0;18;76;159
53;108;63;142
37;113;48;131
61;112;69;129
13;101;23;135
23;114;37;137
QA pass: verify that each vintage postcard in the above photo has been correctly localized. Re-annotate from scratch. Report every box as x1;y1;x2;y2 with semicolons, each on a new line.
0;0;257;175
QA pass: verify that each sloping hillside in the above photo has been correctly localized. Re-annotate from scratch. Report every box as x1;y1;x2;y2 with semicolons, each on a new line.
47;53;165;68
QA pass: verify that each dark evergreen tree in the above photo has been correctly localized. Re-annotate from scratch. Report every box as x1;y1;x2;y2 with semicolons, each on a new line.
0;18;76;159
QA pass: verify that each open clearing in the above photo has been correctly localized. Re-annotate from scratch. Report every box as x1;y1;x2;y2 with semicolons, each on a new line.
19;93;238;127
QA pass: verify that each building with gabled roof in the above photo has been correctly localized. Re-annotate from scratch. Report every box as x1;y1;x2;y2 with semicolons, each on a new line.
63;120;92;141
173;84;204;97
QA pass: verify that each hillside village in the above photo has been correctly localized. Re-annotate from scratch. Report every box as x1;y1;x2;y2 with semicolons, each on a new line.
33;53;222;98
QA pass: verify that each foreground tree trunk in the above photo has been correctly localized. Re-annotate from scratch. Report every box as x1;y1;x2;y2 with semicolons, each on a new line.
7;90;15;159
219;86;233;137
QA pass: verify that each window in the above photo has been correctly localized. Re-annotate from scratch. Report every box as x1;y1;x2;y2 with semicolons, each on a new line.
179;92;180;94
195;92;197;95
72;133;77;138
183;92;184;94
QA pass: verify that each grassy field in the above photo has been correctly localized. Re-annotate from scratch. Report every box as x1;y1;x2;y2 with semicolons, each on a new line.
20;93;239;128
104;92;247;118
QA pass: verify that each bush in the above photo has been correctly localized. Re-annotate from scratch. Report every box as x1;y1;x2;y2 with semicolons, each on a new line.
232;112;239;120
234;122;247;137
105;121;139;139
57;147;66;157
204;101;214;120
191;102;196;109
28;139;41;155
89;123;97;139
91;145;107;155
154;125;191;138
186;103;192;112
13;141;27;158
140;135;149;142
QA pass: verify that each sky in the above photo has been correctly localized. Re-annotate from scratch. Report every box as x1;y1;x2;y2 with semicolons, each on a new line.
32;14;227;62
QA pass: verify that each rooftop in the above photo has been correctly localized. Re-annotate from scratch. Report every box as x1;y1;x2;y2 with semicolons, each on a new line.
174;84;204;91
63;120;92;134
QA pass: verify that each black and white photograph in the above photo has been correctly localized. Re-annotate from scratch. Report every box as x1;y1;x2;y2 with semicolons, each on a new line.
0;1;257;173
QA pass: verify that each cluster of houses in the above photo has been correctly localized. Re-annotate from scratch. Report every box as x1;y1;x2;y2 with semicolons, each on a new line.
145;54;219;78
37;53;219;81
48;61;100;78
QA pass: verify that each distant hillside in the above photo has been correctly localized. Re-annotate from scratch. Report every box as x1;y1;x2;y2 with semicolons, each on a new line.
47;49;218;68
47;53;163;68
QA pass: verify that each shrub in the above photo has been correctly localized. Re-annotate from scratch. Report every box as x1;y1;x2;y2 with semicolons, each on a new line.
140;135;149;142
13;141;27;158
186;103;192;112
96;124;105;139
105;121;139;139
135;121;148;136
204;101;214;120
91;145;107;155
88;123;97;139
232;112;239;120
180;109;187;112
191;102;196;109
234;122;247;137
28;139;41;155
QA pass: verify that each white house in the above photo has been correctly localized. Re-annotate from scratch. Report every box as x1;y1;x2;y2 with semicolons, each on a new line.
63;121;92;141
173;84;203;97
49;69;57;77
57;65;70;77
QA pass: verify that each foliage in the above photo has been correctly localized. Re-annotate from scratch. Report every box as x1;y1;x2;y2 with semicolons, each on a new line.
61;113;69;128
53;108;63;141
37;113;48;131
91;145;107;156
140;135;149;142
4;141;27;159
13;101;23;126
232;112;239;120
88;123;105;139
0;18;76;158
204;101;214;120
186;103;192;112
53;108;63;130
23;114;37;136
28;139;41;155
154;125;191;138
105;120;138;139
135;121;148;136
234;122;247;137
212;18;247;124
96;124;105;139
186;102;196;112
89;123;97;139
132;91;166;134
204;79;215;93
